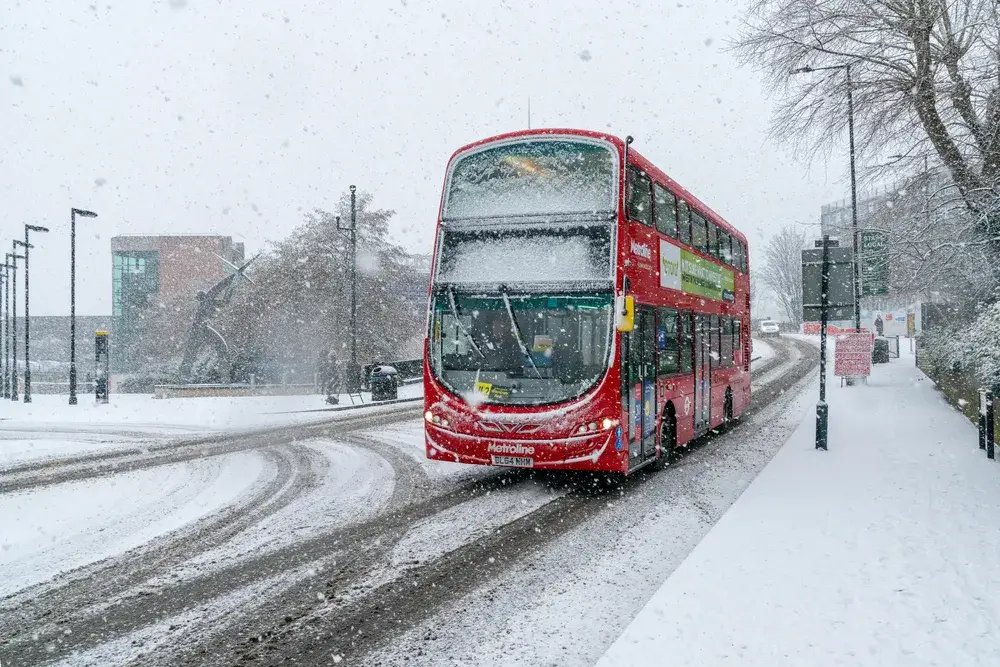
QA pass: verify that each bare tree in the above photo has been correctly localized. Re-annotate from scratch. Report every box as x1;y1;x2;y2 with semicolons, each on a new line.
760;225;808;324
736;0;1000;258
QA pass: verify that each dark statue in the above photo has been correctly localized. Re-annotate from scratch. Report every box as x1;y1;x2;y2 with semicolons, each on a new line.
177;254;258;383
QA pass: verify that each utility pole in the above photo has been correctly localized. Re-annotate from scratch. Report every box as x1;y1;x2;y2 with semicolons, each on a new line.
845;64;861;332
336;186;361;392
24;224;49;402
10;243;27;401
69;208;98;405
3;255;10;399
790;62;860;330
0;265;7;399
816;235;831;450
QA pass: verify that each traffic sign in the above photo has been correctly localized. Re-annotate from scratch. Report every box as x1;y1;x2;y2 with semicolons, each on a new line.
802;245;855;322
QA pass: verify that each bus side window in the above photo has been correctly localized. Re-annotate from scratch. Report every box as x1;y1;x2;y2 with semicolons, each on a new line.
708;223;719;259
692;212;709;255
680;312;693;373
709;314;720;369
734;239;744;272
722;317;734;367
654;184;677;237
656;307;679;374
628;168;653;227
721;232;733;265
742;240;749;272
677;200;691;246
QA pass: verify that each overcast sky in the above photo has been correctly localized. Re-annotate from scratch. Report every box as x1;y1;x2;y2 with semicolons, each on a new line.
2;0;851;317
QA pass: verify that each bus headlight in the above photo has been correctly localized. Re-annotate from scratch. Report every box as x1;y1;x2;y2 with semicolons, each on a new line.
425;411;450;429
575;418;618;435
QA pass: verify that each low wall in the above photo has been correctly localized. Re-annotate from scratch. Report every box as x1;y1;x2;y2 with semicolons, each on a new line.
154;383;319;399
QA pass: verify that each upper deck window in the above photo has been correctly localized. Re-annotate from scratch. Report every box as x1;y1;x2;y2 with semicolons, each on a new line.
627;168;653;226
444;139;616;219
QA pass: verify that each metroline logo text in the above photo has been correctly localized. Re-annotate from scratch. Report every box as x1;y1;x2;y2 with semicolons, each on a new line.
487;443;536;455
631;241;652;259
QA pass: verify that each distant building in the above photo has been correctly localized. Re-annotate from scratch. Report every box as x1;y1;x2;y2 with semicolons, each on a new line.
111;235;245;372
819;166;953;243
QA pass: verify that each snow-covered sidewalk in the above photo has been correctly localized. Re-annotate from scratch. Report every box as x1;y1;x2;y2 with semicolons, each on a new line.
599;346;1000;666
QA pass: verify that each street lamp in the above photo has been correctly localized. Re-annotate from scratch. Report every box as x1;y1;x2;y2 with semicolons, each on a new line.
791;63;861;332
0;263;10;398
69;208;98;405
23;224;49;403
10;243;27;401
336;186;360;392
3;254;13;399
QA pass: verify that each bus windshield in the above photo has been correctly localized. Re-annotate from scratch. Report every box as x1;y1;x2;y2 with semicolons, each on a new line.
429;292;613;406
444;139;617;219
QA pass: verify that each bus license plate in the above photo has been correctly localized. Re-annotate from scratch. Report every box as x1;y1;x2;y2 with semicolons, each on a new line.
491;455;533;468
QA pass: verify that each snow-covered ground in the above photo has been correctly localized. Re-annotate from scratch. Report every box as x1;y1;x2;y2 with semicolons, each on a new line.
599;345;1000;666
0;450;265;596
751;336;775;362
0;384;422;469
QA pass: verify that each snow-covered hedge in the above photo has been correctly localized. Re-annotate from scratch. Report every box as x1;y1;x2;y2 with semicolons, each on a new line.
921;302;1000;391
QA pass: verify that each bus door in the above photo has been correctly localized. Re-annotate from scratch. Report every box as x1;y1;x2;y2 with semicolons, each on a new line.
693;314;711;435
625;306;658;462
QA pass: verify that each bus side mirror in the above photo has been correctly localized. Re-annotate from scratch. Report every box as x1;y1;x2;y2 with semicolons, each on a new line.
616;295;634;332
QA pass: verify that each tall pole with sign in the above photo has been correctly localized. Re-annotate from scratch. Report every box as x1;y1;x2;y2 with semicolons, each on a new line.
816;236;831;450
95;330;109;403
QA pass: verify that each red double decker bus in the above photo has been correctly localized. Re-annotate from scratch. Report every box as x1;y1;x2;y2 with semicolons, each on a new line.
423;129;750;473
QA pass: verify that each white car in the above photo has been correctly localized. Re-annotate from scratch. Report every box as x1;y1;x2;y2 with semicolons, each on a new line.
759;320;780;337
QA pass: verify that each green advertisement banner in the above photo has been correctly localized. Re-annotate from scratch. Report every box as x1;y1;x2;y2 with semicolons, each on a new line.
659;239;735;302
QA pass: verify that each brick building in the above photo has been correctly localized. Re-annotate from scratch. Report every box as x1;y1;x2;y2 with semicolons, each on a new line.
111;235;245;372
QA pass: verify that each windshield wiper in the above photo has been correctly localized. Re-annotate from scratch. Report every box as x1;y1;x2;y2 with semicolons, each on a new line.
499;285;542;379
445;286;485;359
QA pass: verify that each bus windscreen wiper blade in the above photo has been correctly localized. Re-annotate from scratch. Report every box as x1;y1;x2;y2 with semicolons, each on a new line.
499;286;542;379
446;286;485;359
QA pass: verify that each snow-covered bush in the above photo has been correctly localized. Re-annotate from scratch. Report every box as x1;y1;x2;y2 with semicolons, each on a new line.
959;302;1000;391
920;303;1000;391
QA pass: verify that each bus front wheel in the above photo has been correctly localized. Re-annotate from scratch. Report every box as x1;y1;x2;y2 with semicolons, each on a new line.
653;408;677;470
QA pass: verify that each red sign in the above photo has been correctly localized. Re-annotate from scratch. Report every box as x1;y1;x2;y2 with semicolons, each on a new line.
802;323;872;336
834;333;872;377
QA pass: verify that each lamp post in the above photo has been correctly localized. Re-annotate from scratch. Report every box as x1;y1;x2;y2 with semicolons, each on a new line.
10;244;27;401
69;208;98;405
0;264;10;398
791;63;861;332
23;224;49;402
336;186;360;392
3;254;12;399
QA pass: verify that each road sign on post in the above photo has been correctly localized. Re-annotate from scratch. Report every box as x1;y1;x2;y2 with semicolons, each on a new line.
802;246;855;322
860;230;889;296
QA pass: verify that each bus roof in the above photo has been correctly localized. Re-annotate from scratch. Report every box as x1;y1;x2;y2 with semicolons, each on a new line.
445;128;747;246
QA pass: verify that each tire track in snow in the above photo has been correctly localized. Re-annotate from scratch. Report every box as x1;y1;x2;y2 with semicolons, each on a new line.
0;443;323;651
3;341;815;666
0;404;423;493
169;339;819;666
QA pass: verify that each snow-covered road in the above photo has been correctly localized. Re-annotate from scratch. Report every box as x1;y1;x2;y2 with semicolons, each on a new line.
0;337;817;667
0;384;422;469
0;450;265;597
